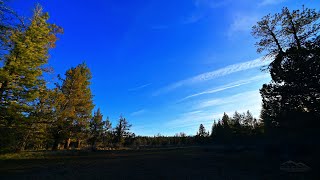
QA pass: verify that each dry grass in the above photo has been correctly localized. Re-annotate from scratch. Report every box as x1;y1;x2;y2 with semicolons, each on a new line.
0;146;317;180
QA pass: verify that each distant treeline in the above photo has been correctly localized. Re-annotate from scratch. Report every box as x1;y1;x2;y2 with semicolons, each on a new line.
127;110;262;148
0;1;320;153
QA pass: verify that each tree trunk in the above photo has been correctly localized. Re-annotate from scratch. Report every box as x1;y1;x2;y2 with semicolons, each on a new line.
91;141;97;151
52;138;59;151
15;129;31;152
64;138;71;149
269;30;283;53
286;11;301;50
76;139;81;149
0;80;8;98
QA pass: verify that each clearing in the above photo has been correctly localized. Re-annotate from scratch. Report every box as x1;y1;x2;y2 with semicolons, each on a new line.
0;146;317;179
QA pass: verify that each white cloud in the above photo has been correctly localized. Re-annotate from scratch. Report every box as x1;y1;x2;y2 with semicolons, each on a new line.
165;110;218;129
228;14;259;36
166;90;262;130
151;25;169;30
194;90;260;109
130;109;146;116
194;0;231;9
182;14;205;24
128;83;151;91
179;74;269;101
153;57;270;96
182;0;231;25
259;0;286;6
227;0;287;35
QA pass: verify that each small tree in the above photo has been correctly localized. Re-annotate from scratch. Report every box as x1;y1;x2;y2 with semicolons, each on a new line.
198;124;209;138
197;124;209;144
243;110;254;127
231;111;243;135
114;116;132;147
197;124;207;137
102;117;113;147
88;108;105;151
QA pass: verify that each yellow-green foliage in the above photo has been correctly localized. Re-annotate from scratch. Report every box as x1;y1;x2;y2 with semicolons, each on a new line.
0;4;62;151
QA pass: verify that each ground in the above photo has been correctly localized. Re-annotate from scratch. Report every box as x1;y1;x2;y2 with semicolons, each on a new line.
0;146;317;179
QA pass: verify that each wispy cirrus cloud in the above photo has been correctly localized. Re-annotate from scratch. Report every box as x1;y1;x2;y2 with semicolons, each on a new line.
151;25;169;30
182;0;231;25
182;13;206;24
165;110;218;129
128;83;151;91
153;57;270;96
130;109;146;116
166;90;262;130
259;0;286;6
227;0;287;36
179;74;269;101
228;14;259;37
194;0;231;9
194;90;260;109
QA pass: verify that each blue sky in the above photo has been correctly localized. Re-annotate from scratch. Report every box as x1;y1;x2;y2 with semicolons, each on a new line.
9;0;320;136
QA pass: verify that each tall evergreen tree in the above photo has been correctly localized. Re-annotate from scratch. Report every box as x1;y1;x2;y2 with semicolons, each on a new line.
221;113;231;128
221;112;232;141
211;121;218;138
59;63;94;149
231;111;242;134
252;6;320;139
0;4;62;151
51;63;94;150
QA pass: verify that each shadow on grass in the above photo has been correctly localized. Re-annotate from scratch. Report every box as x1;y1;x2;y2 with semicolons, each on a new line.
0;146;318;180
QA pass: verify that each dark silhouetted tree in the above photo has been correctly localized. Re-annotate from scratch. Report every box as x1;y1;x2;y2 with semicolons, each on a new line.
231;111;243;136
102;117;113;147
221;112;232;141
196;124;209;144
197;124;208;137
114;116;132;147
211;111;261;143
253;6;320;140
243;110;253;127
211;120;223;139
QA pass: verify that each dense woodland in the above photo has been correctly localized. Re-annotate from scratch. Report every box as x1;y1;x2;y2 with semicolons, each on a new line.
0;1;320;153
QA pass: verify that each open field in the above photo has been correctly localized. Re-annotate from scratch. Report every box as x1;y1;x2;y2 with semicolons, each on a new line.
0;146;318;180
